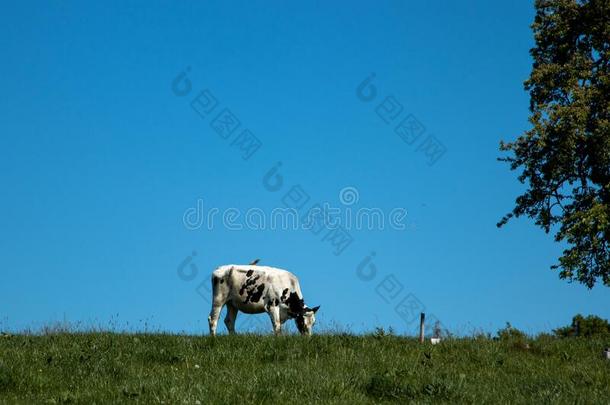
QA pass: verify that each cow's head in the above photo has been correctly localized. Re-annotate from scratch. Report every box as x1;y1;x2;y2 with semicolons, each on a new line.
285;292;320;335
295;305;320;336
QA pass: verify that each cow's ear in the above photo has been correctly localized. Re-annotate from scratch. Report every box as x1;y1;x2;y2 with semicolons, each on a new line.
311;306;320;313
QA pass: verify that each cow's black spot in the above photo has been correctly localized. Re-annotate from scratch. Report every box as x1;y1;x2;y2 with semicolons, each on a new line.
243;283;265;304
219;279;224;284
274;298;280;306
250;284;265;303
212;277;219;286
281;288;289;302
239;275;260;295
246;269;254;277
286;292;305;317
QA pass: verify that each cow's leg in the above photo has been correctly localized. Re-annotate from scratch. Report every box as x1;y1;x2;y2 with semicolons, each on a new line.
267;306;281;335
208;302;224;336
208;272;230;336
224;303;238;334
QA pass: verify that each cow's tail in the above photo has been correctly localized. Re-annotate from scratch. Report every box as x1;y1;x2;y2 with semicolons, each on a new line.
211;272;223;301
211;273;219;297
210;266;231;303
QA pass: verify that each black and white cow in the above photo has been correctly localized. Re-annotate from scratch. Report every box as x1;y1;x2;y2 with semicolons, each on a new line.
208;261;320;336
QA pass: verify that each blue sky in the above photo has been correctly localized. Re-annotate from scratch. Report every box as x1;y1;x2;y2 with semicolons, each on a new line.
1;1;608;336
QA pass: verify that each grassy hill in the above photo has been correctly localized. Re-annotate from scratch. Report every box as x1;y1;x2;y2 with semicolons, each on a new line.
0;332;609;403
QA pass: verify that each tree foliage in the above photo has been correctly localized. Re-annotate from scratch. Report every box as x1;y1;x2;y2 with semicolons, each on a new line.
496;322;529;341
554;314;610;337
499;0;610;287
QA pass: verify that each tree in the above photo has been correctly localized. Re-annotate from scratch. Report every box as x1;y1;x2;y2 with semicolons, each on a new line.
554;314;610;337
499;0;610;288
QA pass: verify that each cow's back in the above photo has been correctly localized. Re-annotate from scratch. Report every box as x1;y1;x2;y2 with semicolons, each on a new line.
213;265;301;314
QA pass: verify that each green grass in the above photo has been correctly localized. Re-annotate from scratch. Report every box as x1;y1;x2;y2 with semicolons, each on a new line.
0;332;609;404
